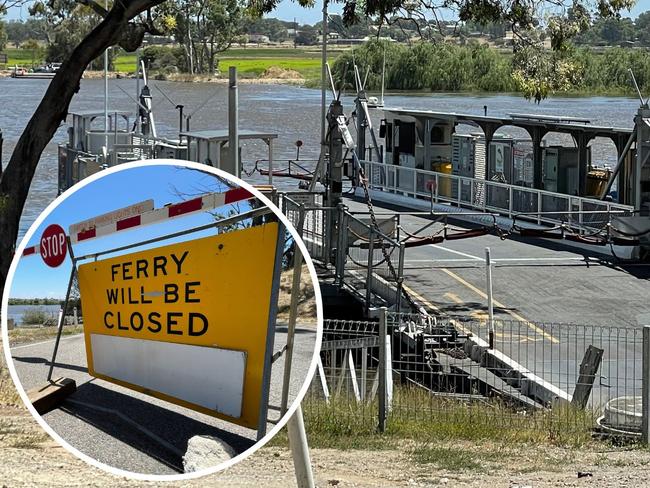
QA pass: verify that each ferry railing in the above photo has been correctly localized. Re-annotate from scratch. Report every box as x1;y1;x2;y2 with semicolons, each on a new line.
306;311;647;440
281;193;330;263
59;147;101;191
360;160;634;232
280;193;406;311
341;210;404;312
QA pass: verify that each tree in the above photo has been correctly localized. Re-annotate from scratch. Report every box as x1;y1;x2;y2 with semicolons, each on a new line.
22;39;42;67
5;19;49;46
635;11;650;46
0;0;167;291
161;0;243;74
295;24;317;45
241;17;288;42
0;0;637;294
0;20;8;52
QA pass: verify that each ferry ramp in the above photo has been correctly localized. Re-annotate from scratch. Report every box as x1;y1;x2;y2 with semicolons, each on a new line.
339;196;648;406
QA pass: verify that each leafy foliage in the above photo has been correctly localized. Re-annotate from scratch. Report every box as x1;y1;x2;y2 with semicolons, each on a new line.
159;0;244;74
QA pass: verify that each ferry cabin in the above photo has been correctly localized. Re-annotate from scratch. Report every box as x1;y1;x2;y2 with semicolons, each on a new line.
375;108;646;209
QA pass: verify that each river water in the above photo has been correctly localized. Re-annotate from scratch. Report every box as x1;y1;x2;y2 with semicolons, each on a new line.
1;77;641;239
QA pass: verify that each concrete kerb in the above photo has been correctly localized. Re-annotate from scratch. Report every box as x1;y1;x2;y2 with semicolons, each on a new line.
464;334;571;406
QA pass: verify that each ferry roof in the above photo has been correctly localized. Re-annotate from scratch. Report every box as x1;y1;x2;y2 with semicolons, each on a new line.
382;107;633;137
68;109;131;117
180;129;278;141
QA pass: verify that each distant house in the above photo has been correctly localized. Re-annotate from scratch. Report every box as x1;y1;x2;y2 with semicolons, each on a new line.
248;34;271;44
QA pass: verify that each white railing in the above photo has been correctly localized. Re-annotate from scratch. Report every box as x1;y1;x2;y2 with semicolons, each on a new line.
360;160;634;231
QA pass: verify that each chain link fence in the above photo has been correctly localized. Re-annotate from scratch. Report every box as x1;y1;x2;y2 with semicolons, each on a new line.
304;312;646;440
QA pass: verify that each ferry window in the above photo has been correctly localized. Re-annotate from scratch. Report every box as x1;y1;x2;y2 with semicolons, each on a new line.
386;123;393;151
431;126;444;144
399;122;416;155
379;119;387;138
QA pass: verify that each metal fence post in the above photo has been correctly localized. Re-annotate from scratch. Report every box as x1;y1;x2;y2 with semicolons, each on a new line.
378;307;387;433
366;226;374;313
396;243;405;314
485;247;495;349
336;204;347;287
642;325;650;445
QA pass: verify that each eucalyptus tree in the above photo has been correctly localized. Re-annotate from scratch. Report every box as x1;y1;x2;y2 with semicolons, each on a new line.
0;0;638;289
160;0;243;75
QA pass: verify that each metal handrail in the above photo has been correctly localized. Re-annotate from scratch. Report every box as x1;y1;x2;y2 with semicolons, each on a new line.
360;159;634;230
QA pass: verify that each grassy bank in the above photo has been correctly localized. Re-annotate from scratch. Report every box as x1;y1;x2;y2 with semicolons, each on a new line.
8;324;84;347
5;43;648;97
270;384;629;454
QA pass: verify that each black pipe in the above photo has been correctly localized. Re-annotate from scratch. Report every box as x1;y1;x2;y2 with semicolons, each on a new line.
176;105;184;134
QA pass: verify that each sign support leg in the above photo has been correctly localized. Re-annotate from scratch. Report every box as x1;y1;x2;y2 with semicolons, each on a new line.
47;238;76;382
280;212;305;415
257;220;286;440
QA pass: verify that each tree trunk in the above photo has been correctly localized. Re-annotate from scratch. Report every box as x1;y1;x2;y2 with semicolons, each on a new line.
0;9;129;294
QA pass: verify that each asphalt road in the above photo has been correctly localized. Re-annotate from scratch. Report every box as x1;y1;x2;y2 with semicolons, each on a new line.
10;322;317;475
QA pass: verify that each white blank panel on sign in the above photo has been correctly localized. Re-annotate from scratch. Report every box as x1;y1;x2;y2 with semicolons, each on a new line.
90;334;246;418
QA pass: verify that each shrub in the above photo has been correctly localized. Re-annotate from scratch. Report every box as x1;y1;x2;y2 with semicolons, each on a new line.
21;307;57;326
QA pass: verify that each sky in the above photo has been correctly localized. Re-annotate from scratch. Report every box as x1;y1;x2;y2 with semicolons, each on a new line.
9;164;254;299
5;0;646;24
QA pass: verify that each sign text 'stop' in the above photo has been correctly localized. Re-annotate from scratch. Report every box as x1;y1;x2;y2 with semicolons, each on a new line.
40;224;67;268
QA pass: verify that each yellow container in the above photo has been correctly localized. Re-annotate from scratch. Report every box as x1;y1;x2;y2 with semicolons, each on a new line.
586;168;611;198
431;161;453;198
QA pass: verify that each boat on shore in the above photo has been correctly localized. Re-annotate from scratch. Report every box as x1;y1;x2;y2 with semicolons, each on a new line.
11;63;61;79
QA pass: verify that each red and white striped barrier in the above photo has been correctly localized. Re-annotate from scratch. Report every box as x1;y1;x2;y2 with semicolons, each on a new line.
22;187;254;256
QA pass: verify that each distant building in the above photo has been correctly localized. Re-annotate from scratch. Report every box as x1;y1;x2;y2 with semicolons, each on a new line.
248;34;271;44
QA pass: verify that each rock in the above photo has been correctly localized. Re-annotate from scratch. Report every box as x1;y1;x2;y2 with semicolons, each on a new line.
182;435;236;473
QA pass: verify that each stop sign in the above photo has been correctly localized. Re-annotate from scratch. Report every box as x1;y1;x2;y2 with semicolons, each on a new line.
40;224;67;268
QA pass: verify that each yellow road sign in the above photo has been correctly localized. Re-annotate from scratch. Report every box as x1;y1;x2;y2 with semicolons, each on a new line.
78;222;280;429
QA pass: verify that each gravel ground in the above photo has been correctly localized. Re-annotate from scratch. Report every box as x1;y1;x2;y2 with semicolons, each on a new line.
3;402;650;487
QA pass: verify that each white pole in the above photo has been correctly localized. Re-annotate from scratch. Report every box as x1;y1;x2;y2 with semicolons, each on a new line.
135;50;141;134
381;47;386;106
287;406;315;488
320;0;328;144
485;247;494;349
228;66;239;177
104;0;109;153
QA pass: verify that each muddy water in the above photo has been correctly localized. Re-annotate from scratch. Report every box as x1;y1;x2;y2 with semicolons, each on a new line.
0;76;640;239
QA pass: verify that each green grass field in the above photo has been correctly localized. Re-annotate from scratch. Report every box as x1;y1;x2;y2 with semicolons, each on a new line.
3;47;45;67
111;48;337;79
2;46;337;81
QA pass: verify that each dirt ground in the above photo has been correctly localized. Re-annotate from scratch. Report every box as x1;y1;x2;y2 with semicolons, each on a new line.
2;398;650;487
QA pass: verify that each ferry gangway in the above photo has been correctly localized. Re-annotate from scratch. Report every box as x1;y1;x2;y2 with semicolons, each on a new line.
359;159;635;233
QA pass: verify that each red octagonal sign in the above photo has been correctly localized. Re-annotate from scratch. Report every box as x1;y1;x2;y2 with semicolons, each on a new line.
40;224;67;268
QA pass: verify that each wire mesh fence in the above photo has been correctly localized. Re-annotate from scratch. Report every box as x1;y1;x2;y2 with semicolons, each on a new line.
304;313;645;440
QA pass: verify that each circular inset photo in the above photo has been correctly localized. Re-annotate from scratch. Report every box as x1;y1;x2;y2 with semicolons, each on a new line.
2;160;322;480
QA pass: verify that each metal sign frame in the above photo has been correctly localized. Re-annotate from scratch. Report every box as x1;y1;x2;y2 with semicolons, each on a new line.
47;204;284;440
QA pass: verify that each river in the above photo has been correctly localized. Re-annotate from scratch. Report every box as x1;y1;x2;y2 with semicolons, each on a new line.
0;77;641;240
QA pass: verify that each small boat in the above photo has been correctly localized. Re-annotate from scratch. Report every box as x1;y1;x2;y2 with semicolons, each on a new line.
11;65;56;79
